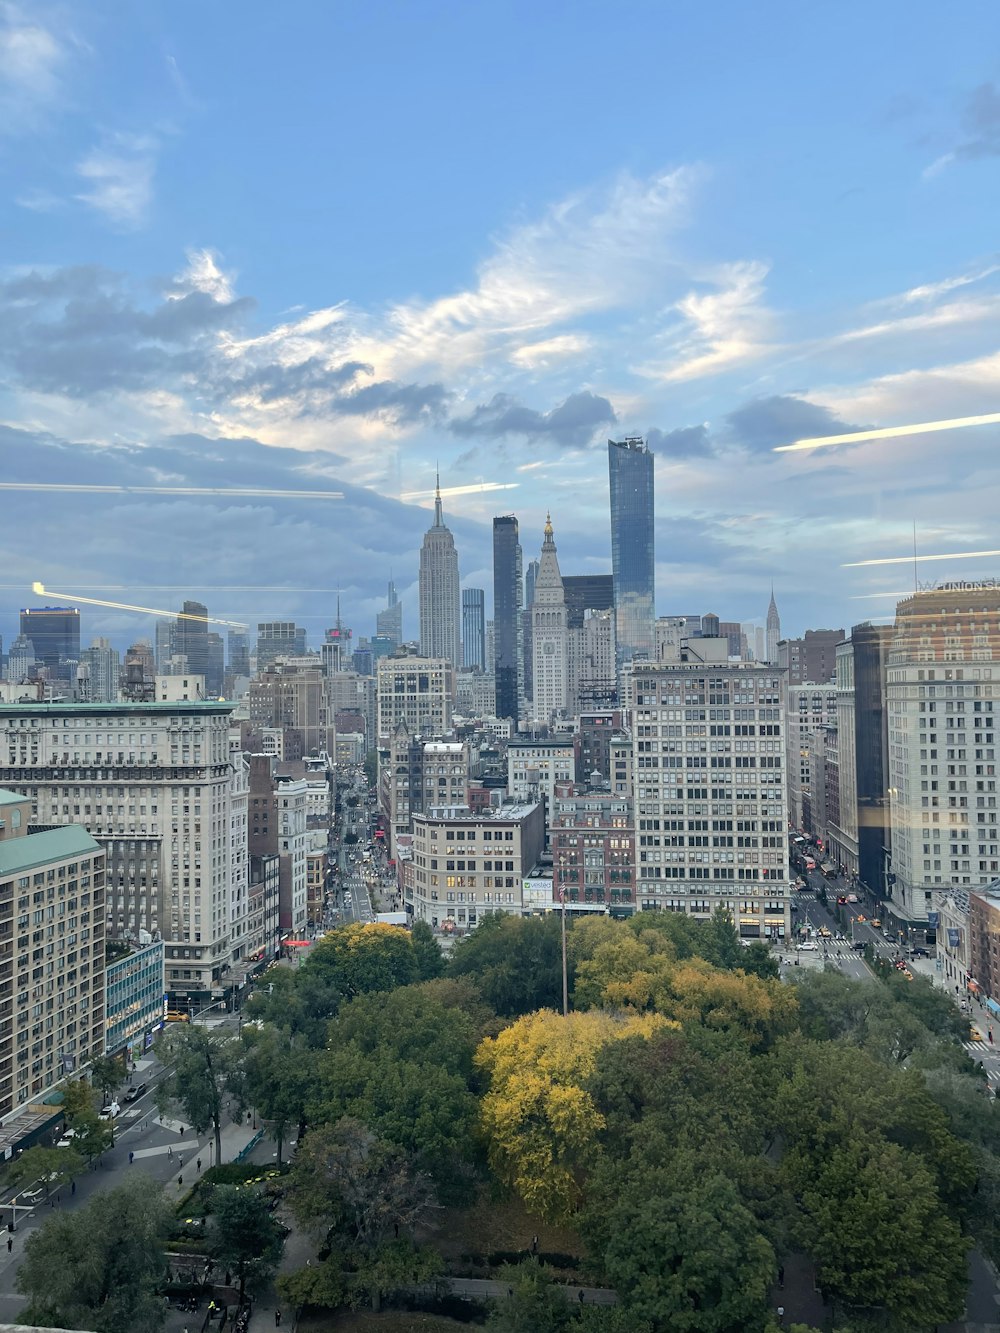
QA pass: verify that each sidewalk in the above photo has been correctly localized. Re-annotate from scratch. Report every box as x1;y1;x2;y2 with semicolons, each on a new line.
246;1209;315;1333
165;1116;266;1202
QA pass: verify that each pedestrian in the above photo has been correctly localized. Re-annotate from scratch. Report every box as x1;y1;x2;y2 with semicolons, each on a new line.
274;1311;282;1328
179;1126;185;1137
129;1151;134;1165
777;1264;784;1288
6;1236;11;1253
578;1290;585;1303
197;1158;202;1172
178;1175;183;1188
71;1180;75;1195
168;1145;173;1159
532;1233;538;1254
777;1307;784;1325
507;1287;513;1299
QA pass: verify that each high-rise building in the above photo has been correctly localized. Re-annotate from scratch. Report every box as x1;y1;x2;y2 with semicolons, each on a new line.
531;515;570;722
573;609;617;710
766;588;781;665
155;620;176;673
462;588;486;670
852;623;893;898
885;584;1000;925
257;622;306;669
248;660;329;755
376;654;453;742
0;790;106;1117
562;574;615;630
19;606;80;676
5;635;34;684
248;755;308;932
78;638;121;703
175;601;209;680
608;438;654;668
525;559;540;609
785;684;838;831
627;659;791;939
377;580;403;650
206;632;225;696
228;631;251;678
493;515;523;722
418;475;461;667
0;700;247;1003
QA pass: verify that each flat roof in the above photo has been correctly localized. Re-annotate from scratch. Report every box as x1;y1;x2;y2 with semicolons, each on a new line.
0;701;234;716
0;825;101;878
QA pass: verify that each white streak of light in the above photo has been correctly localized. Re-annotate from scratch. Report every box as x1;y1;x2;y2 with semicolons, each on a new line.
31;582;248;629
775;411;1000;453
843;549;1000;568
400;482;519;501
2;483;343;499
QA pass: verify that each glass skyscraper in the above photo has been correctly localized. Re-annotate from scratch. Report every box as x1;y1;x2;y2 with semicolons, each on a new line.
608;437;655;667
19;606;81;675
492;516;523;721
462;588;486;670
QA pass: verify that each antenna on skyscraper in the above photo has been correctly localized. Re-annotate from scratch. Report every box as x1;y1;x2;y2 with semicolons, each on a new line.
913;521;918;593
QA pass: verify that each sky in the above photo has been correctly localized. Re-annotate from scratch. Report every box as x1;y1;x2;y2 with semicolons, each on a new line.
1;0;999;655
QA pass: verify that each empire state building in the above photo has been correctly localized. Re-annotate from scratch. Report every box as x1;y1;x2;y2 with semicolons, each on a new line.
418;474;461;668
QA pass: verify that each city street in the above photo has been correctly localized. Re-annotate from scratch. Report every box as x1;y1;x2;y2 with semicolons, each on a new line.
0;1041;274;1322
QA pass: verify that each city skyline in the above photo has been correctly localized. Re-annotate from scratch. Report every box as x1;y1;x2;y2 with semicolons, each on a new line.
0;3;997;650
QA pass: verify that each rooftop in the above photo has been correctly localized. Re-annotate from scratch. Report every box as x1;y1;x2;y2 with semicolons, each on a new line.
0;825;101;879
0;701;234;716
0;790;29;807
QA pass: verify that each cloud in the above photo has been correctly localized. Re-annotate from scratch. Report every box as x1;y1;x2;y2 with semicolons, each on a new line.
647;424;710;457
450;390;616;447
75;134;158;229
925;82;1000;176
0;3;72;132
723;394;855;453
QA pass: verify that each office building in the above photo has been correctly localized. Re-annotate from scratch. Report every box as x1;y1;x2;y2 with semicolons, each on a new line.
155;621;175;674
104;939;165;1058
5;636;34;685
530;515;570;722
455;668;496;718
628;661;791;939
766;590;781;665
572;609;617;710
777;629;844;687
418;476;461;668
175;601;209;681
0;789;106;1117
0;700;246;1003
228;631;251;679
462;589;486;671
377;580;403;651
609;438;655;669
493;516;523;721
507;736;577;811
248;660;329;756
563;574;615;631
248;755;308;933
407;801;545;932
525;559;540;609
376;654;453;743
78;639;121;704
786;685;838;830
20;607;80;678
578;710;624;783
257;622;307;670
885;584;1000;924
853;623;893;897
551;780;635;917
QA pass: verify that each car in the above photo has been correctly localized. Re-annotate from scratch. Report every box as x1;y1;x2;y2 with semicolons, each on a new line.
56;1129;79;1148
856;914;867;923
123;1082;148;1103
911;947;931;958
871;918;882;927
817;927;831;937
846;893;859;903
796;941;819;951
853;940;867;951
971;1026;984;1042
98;1102;120;1121
837;895;847;905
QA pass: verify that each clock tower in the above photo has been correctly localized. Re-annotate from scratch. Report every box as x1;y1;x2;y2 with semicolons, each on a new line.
531;513;570;723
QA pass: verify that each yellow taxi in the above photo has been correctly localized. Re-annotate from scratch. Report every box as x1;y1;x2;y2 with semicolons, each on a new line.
871;918;881;927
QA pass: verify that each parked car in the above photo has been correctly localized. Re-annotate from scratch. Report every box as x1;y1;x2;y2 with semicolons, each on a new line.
98;1102;120;1121
56;1129;78;1148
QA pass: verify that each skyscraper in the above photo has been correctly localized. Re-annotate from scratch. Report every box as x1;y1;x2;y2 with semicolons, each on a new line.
462;588;486;670
525;559;540;608
377;579;403;650
418;475;461;668
493;515;523;721
608;438;654;668
531;515;569;721
20;606;80;675
228;630;250;678
176;601;209;679
766;588;781;665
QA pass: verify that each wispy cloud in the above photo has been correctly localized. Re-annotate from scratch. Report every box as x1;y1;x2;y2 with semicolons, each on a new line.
0;2;74;132
924;82;1000;177
75;133;158;229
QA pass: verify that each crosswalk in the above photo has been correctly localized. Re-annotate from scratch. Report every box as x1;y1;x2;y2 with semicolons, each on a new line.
966;1040;996;1055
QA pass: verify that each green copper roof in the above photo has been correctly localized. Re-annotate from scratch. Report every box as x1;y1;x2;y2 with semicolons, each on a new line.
0;826;102;879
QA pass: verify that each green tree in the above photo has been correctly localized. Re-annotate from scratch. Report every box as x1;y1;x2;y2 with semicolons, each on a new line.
211;1184;285;1300
6;1145;84;1191
16;1175;169;1333
583;1161;776;1332
449;912;567;1016
410;919;445;980
89;1055;125;1104
61;1076;96;1121
241;1025;316;1163
287;1118;434;1252
486;1259;573;1332
156;1025;241;1162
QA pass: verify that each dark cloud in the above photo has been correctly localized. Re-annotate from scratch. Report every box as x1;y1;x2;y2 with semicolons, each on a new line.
450;390;616;446
723;394;853;453
647;424;710;457
225;358;372;405
336;379;450;423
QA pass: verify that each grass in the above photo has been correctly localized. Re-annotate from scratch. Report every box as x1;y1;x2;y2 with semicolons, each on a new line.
429;1190;591;1277
300;1315;468;1333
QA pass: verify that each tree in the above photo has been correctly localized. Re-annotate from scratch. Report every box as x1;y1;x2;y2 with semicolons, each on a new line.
287;1118;435;1252
61;1076;96;1121
475;1008;670;1222
449;912;567;1016
659;959;799;1051
241;1025;316;1164
5;1145;84;1191
16;1175;169;1333
486;1260;573;1332
89;1055;124;1104
156;1024;241;1163
211;1184;284;1300
583;1158;776;1333
410;919;445;980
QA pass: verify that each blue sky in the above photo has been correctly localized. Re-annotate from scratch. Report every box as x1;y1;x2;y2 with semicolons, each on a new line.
1;0;999;653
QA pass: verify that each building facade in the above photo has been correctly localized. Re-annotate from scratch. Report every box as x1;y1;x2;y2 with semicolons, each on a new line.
462;588;486;671
376;655;453;743
20;607;81;677
104;939;165;1057
777;629;844;686
608;438;655;668
628;661;792;939
551;781;635;916
493;515;524;722
530;516;570;723
418;478;462;668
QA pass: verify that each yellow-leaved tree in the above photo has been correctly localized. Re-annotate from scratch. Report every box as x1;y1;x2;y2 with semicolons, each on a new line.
475;1008;671;1222
661;958;799;1050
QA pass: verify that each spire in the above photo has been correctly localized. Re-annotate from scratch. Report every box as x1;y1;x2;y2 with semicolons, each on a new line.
434;466;443;527
543;511;554;545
